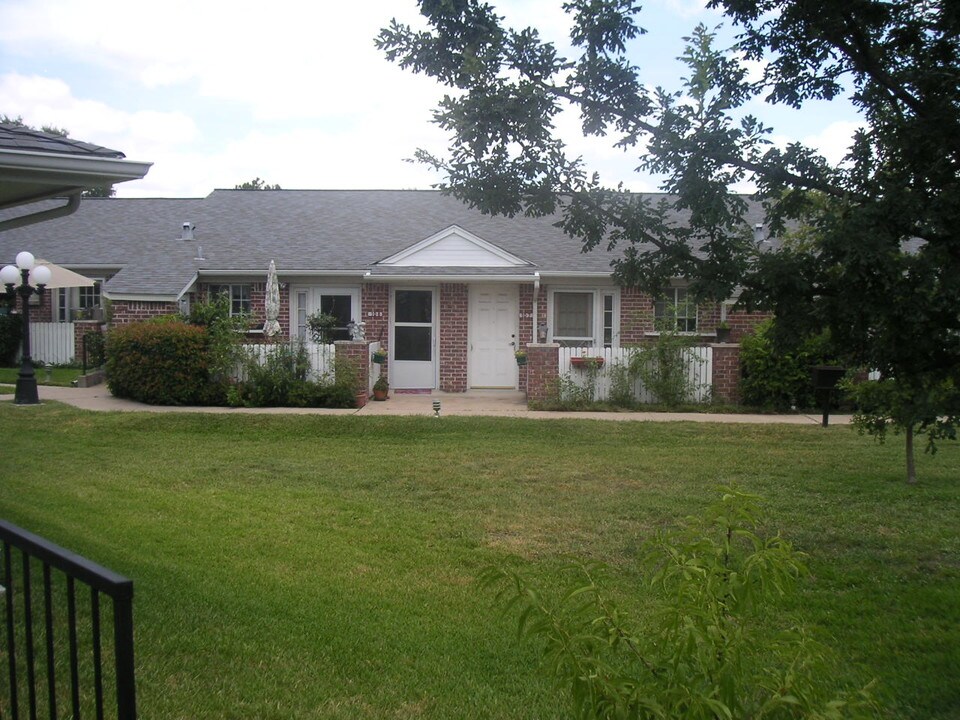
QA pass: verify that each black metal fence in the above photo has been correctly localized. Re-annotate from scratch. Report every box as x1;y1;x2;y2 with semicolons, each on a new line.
1;520;136;719
81;332;105;375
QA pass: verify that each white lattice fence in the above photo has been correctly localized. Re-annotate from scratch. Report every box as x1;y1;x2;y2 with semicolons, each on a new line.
559;345;713;403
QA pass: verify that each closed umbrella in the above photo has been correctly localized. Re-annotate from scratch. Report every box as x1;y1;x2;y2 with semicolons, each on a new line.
263;259;281;337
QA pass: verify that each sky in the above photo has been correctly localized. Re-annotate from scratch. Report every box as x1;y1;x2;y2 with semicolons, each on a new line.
0;0;864;199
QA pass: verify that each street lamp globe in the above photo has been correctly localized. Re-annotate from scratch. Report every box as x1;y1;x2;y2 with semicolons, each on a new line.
31;265;51;286
0;264;19;285
15;251;35;270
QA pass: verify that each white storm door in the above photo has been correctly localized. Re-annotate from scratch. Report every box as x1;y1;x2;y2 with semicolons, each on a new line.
392;289;437;389
469;285;519;388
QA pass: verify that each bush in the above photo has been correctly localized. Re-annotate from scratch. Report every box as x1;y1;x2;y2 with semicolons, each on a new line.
228;344;357;409
106;321;227;405
0;312;22;366
739;319;836;411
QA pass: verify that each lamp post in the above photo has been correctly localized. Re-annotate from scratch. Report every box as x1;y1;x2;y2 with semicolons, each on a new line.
1;252;51;405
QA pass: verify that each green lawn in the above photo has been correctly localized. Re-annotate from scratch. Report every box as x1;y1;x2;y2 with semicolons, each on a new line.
0;365;82;387
1;403;957;719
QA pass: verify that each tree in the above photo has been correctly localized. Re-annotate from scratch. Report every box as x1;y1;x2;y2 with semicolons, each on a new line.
234;177;282;190
377;0;960;482
2;114;115;196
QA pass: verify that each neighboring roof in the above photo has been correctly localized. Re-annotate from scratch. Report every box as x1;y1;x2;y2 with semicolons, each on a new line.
0;123;152;225
0;189;769;300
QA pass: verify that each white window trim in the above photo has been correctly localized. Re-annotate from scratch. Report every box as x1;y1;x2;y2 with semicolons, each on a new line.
547;287;620;348
289;285;361;342
653;286;699;334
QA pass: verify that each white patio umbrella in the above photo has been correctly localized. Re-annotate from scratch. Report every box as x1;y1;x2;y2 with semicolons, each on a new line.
2;259;95;289
263;259;281;337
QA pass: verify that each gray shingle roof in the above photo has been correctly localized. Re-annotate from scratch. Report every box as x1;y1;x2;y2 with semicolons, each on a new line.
0;123;126;158
0;189;769;298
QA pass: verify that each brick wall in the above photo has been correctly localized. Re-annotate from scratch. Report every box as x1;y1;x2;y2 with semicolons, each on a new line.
335;340;372;406
73;320;104;365
110;300;180;325
620;287;653;344
439;283;468;392
361;283;389;348
726;309;772;342
525;343;559;404
712;343;741;403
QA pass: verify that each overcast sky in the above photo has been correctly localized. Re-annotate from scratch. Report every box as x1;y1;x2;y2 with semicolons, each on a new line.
0;0;863;198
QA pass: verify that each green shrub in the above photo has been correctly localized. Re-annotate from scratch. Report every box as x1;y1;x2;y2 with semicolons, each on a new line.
739;319;835;411
231;343;309;407
0;312;22;366
106;321;226;405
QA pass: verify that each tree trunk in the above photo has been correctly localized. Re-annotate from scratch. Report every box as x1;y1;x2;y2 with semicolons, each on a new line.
905;424;917;485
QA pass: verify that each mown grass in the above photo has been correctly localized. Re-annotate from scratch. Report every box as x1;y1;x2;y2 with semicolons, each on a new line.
0;365;82;387
0;403;957;719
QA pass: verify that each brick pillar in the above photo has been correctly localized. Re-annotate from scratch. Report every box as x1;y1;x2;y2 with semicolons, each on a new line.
439;283;468;392
712;343;741;404
525;343;559;405
74;320;104;366
335;340;372;406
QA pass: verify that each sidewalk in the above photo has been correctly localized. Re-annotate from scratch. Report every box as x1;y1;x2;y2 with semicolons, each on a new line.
1;384;850;424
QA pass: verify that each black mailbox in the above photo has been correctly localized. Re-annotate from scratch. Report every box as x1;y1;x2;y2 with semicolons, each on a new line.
810;365;845;391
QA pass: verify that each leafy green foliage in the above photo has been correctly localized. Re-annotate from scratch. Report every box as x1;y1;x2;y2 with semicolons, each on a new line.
188;294;248;381
481;488;877;719
306;311;339;344
106;321;226;405
629;324;702;406
0;312;22;366
739;319;836;411
380;0;960;481
848;377;960;484
233;177;281;190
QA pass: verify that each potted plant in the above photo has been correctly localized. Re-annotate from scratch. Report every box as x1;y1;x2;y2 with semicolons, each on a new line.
372;347;387;364
373;374;389;401
515;349;528;366
715;322;731;343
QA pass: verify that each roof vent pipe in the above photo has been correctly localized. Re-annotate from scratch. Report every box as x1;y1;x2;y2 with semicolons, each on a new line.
181;222;195;241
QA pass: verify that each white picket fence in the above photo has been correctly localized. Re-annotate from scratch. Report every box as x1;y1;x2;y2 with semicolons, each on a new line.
559;345;713;403
19;322;76;365
237;341;336;382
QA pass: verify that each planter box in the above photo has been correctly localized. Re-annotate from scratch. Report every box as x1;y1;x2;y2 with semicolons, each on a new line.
570;356;605;369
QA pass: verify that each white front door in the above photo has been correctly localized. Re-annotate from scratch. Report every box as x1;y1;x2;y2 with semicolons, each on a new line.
469;285;519;388
391;288;437;389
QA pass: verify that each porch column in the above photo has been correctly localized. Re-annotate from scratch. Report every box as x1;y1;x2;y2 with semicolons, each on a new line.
525;343;560;406
711;342;741;404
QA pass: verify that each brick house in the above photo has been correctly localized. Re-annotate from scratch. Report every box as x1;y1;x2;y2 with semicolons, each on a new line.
1;189;769;401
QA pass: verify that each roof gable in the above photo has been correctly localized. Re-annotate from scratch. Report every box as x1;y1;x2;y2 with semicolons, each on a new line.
378;225;531;268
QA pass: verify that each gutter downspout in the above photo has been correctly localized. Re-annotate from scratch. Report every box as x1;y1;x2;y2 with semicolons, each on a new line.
532;272;540;344
0;192;82;233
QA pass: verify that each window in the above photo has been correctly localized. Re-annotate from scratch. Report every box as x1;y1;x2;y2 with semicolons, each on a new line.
318;293;354;342
78;282;101;310
654;287;697;332
209;284;251;316
550;290;618;347
553;292;593;346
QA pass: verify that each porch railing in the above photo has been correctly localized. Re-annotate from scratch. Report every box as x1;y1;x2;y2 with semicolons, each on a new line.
559;345;713;403
1;520;136;720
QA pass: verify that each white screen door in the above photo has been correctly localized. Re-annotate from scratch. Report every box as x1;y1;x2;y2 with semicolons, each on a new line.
392;289;436;389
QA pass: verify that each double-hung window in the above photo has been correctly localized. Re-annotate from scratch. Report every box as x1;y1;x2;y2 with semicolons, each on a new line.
551;289;618;347
209;284;251;317
654;287;697;332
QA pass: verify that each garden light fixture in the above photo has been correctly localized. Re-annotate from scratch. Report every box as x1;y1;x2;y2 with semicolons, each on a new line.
2;251;51;404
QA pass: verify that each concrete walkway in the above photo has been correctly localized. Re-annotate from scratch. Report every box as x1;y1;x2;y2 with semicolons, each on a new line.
1;384;850;424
